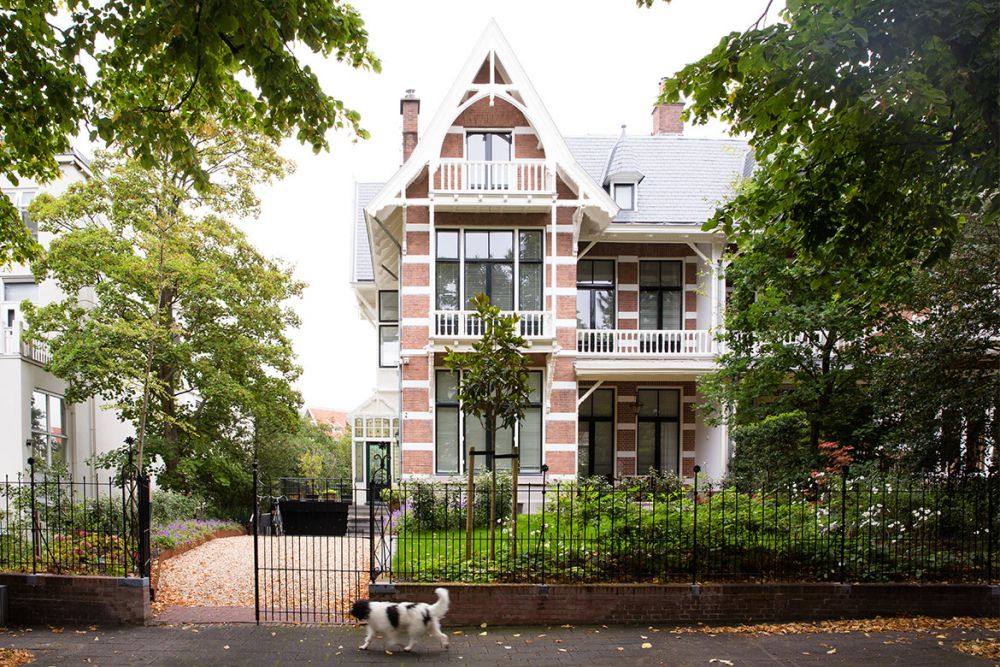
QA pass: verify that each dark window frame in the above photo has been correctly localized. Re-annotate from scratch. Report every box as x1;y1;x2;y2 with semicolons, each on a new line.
434;229;545;315
578;387;615;478
576;259;616;330
378;325;399;368
639;260;683;330
635;388;681;475
435;369;543;475
378;290;399;322
463;230;515;310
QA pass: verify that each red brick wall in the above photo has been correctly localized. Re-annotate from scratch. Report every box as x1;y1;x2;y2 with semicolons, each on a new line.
514;133;545;159
374;583;1000;626
454;97;527;128
0;573;150;625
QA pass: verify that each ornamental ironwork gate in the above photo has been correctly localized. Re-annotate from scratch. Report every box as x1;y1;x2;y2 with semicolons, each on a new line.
251;457;392;624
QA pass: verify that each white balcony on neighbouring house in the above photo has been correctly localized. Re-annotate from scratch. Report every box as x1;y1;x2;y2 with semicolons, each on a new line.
1;323;52;365
433;310;552;340
432;160;553;195
576;329;716;357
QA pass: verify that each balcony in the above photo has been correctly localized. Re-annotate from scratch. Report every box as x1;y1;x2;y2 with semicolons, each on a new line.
432;160;553;195
433;310;552;340
2;323;52;365
576;329;716;357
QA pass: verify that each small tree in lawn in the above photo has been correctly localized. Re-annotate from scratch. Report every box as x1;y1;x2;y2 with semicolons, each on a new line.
444;293;531;562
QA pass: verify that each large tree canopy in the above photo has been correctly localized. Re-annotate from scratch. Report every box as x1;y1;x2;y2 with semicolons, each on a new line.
24;127;303;500
648;0;998;272
0;0;379;265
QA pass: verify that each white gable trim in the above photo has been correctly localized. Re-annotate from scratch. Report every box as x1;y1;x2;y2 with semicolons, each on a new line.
365;19;618;223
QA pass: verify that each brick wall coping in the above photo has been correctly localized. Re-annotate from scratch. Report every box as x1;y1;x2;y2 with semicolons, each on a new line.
373;582;1000;626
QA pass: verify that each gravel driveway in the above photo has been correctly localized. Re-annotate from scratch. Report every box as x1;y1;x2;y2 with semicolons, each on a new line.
155;535;371;622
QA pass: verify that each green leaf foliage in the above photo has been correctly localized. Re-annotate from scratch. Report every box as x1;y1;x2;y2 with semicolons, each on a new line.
0;0;380;265
22;129;304;519
444;293;532;463
654;0;998;274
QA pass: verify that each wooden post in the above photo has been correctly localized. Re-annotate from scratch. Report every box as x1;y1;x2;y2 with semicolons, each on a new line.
511;445;519;561
489;466;496;562
466;447;475;560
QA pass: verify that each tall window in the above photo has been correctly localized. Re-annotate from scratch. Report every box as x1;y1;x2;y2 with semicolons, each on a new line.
636;389;680;475
436;231;460;311
31;390;68;469
579;388;614;478
435;229;544;315
435;370;543;474
639;261;682;330
465;231;514;310
577;260;615;329
378;290;399;367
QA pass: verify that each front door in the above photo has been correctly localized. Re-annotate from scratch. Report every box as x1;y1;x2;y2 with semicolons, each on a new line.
366;441;390;501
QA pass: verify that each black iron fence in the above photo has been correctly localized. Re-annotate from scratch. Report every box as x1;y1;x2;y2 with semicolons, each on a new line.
384;467;998;584
0;459;150;578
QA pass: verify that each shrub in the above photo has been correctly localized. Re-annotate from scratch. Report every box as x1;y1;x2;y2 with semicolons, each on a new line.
730;411;815;487
151;489;204;526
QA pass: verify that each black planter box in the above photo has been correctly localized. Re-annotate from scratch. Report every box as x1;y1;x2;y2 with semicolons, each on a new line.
278;500;350;536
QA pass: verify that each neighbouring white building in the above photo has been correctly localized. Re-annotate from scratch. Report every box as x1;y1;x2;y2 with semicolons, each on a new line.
1;150;133;481
347;22;752;496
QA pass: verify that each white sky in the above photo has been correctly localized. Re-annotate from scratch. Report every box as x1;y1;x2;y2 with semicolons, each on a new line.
243;0;781;412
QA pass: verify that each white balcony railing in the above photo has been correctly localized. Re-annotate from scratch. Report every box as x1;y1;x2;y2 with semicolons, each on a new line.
432;160;553;195
1;323;52;365
576;329;716;357
433;310;552;339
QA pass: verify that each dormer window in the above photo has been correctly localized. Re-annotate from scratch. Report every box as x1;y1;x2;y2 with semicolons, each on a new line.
613;183;635;211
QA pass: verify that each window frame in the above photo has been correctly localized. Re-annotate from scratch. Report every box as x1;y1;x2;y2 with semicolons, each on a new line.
378;325;399;368
576;259;616;330
578;387;616;478
612;182;636;211
464;130;513;162
433;369;544;475
434;228;545;314
30;389;69;469
638;260;684;331
378;290;399;323
635;388;681;476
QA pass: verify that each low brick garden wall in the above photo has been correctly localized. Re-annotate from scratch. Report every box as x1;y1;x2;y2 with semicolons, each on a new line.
0;573;150;625
373;582;1000;626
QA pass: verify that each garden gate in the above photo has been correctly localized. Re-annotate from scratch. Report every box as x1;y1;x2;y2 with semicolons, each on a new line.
251;457;392;624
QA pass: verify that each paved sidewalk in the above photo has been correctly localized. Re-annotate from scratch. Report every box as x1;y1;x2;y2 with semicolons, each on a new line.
2;622;997;666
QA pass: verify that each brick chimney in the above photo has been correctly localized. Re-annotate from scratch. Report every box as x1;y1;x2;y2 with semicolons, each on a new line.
400;89;420;162
652;81;684;135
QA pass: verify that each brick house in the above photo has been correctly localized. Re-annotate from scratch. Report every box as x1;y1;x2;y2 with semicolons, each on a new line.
349;21;752;493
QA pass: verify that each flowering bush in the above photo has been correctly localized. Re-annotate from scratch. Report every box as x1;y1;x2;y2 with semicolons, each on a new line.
152;519;243;552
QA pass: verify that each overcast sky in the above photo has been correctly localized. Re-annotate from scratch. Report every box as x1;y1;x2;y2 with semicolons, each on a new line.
243;0;782;412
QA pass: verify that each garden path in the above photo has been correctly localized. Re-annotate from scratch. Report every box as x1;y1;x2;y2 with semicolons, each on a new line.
154;535;370;622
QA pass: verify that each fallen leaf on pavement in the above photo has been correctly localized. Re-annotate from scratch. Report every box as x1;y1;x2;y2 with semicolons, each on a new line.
641;642;652;649
826;648;837;654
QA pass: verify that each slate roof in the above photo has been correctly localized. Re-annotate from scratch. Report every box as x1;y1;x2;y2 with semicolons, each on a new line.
352;182;383;282
351;136;752;280
565;134;751;224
